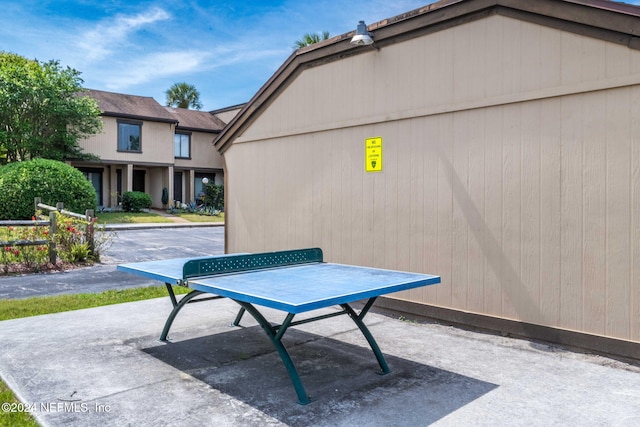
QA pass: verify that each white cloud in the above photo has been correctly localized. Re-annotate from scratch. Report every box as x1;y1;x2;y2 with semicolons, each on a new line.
77;7;171;61
101;50;205;90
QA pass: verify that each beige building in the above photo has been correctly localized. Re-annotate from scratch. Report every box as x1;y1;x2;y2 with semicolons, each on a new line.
215;0;640;358
72;89;228;209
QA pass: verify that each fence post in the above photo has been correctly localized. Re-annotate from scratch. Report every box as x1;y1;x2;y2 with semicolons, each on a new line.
85;209;95;255
56;202;63;211
48;211;57;264
34;197;41;213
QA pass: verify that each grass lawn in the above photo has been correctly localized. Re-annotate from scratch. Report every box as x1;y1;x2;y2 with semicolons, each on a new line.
94;211;173;224
174;212;224;222
0;286;189;426
0;286;188;322
95;210;224;224
0;381;37;427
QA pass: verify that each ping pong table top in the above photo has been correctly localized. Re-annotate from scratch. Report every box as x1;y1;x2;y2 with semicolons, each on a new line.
118;254;440;314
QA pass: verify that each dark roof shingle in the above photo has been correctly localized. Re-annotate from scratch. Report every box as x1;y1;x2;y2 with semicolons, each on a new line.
84;89;177;123
164;107;226;133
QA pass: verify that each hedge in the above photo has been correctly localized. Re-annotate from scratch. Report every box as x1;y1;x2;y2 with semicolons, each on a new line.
0;159;97;220
121;191;152;212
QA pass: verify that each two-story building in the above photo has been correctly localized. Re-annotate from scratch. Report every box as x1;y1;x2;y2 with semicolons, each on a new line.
71;89;237;209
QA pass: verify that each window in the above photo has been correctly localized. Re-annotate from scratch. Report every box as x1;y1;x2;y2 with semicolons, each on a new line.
118;120;141;152
174;133;190;158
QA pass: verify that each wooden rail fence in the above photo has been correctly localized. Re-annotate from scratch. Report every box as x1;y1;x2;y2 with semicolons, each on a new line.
0;198;95;264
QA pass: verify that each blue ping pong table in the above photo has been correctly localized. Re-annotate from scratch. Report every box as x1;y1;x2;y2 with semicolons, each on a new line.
117;248;440;404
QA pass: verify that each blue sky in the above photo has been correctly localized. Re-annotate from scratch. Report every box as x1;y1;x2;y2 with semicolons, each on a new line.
0;0;432;111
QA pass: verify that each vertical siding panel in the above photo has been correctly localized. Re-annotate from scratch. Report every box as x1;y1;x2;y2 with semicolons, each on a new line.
539;99;562;326
436;23;454;109
467;111;485;313
410;119;425;273
451;112;469;310
248;143;262;251
246;144;261;251
484;107;504;316
256;143;265;251
340;130;354;265
582;92;607;335
384;124;399;270
454;19;485;102
349;129;366;267
632;87;640;342
406;120;425;301
606;89;631;339
501;17;521;95
519;20;541;93
272;141;287;250
520;102;541;323
282;142;294;249
397;123;413;274
313;134;333;258
331;132;346;262
437;114;454;307
502;104;522;320
561;33;583;86
582;39;606;82
295;136;314;249
538;22;561;90
423;117;440;302
484;14;503;98
560;96;583;331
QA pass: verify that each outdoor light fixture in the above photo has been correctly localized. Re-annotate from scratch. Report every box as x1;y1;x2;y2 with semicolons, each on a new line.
202;177;209;185
350;20;374;46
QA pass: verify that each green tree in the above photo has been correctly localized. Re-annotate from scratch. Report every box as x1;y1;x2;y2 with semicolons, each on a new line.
293;31;331;49
165;82;203;110
0;51;102;164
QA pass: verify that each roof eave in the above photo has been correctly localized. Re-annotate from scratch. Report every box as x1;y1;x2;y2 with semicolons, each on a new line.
101;111;179;124
176;126;221;134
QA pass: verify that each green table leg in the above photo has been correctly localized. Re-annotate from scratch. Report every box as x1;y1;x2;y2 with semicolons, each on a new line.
161;284;246;341
233;300;311;405
340;298;391;375
160;289;205;341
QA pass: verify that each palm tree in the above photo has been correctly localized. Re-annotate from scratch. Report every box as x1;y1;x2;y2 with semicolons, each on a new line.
293;31;331;49
165;82;203;110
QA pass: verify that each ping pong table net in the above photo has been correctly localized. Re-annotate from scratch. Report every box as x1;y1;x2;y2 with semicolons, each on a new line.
181;248;323;282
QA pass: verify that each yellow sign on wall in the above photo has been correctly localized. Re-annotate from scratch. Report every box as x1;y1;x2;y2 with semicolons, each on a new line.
365;137;383;172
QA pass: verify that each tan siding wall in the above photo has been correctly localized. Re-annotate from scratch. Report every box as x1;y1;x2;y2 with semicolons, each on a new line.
214;108;242;125
174;132;223;169
224;15;640;342
79;117;174;164
238;15;640;142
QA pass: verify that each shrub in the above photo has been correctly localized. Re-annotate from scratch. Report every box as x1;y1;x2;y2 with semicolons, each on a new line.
53;212;93;262
204;184;224;211
161;187;169;207
121;191;152;212
0;159;97;220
